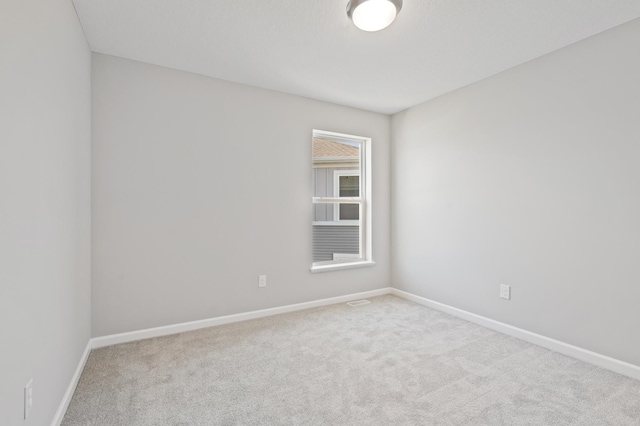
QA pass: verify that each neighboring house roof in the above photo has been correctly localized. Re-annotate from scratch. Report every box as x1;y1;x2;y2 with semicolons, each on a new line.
313;138;359;158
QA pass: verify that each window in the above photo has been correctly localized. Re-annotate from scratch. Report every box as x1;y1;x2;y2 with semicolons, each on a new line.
311;130;373;272
333;171;360;221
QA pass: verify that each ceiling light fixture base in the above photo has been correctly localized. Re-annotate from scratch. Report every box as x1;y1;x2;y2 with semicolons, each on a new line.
347;0;403;32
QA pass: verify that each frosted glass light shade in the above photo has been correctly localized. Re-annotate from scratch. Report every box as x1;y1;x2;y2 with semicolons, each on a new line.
347;0;402;32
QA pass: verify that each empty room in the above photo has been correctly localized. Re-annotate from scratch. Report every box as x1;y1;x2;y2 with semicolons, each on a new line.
2;0;640;425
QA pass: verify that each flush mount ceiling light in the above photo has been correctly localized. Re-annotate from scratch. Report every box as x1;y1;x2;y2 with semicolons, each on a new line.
347;0;403;32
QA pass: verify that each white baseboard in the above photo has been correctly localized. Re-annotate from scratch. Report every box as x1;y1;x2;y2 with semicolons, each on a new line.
92;287;393;348
50;340;92;426
391;288;640;381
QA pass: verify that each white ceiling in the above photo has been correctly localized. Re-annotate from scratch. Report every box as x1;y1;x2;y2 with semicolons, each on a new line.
72;0;640;114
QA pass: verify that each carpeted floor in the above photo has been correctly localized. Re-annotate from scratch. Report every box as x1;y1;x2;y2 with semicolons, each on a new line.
62;295;640;425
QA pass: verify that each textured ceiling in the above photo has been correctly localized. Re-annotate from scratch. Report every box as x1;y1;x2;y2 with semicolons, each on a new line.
72;0;640;114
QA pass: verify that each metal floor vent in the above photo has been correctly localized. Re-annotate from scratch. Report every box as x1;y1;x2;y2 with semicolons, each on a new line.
347;299;371;307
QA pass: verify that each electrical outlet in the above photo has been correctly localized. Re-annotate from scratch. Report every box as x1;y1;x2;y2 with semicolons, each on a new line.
500;284;511;300
24;379;33;419
258;275;267;288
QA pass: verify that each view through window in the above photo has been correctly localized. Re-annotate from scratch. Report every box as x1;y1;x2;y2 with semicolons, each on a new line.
312;130;370;267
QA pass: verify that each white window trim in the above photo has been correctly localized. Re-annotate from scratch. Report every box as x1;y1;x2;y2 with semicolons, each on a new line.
312;220;359;226
310;260;376;273
333;169;360;221
311;129;373;272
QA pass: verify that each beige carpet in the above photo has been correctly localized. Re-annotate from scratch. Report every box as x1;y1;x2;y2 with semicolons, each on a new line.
62;295;640;425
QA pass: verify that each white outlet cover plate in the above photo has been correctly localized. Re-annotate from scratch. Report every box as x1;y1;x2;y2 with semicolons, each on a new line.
500;285;511;300
24;379;33;419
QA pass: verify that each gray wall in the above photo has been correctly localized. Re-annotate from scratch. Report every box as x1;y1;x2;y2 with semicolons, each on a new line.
391;18;640;366
91;54;391;337
0;0;91;424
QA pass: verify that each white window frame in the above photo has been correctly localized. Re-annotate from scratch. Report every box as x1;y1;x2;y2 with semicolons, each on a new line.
333;170;360;222
311;130;374;273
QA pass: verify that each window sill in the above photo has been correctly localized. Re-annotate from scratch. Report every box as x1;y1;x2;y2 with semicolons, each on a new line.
310;260;376;274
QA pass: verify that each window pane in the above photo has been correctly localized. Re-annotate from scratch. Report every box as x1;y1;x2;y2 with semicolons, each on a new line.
339;175;359;197
312;202;361;263
312;137;360;200
339;203;359;220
